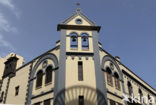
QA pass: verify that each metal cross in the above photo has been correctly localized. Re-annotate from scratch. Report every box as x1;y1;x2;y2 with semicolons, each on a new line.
76;3;80;7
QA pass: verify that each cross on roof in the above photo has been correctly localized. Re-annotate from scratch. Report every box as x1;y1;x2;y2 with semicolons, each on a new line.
76;3;81;12
76;3;80;7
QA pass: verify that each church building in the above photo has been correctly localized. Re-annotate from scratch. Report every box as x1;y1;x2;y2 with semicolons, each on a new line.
0;9;155;105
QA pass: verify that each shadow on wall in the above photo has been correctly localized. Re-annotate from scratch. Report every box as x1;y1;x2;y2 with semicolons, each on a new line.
54;85;107;105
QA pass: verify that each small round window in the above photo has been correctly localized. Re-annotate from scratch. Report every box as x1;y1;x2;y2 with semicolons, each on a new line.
75;18;82;24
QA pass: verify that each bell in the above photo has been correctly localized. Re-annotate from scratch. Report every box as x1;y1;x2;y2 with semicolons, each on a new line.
83;37;87;41
72;38;76;42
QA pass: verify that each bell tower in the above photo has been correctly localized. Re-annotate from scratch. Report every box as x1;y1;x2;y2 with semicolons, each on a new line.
55;9;107;105
57;9;100;54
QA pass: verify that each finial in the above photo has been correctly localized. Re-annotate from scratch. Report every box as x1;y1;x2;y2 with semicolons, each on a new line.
76;2;80;7
76;3;81;13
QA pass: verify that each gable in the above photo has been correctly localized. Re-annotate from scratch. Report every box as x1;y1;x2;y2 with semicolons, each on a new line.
66;15;91;26
62;9;96;26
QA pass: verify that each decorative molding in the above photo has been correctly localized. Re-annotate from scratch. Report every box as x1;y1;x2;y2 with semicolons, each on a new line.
57;24;101;32
107;90;123;99
66;52;94;56
31;89;54;99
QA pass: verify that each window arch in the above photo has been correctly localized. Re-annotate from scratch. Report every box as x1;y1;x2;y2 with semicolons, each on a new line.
81;33;89;49
45;65;53;84
106;67;113;86
138;89;143;103
36;70;43;88
127;81;133;96
70;32;78;48
114;72;120;90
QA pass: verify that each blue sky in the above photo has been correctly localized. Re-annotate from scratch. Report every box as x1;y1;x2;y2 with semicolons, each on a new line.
0;0;156;89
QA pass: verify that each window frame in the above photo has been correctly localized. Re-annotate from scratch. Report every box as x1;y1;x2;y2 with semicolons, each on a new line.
70;32;78;49
138;89;143;103
78;61;83;81
44;99;51;105
106;67;113;86
45;66;53;85
36;70;43;88
34;102;41;105
127;81;133;96
114;72;120;90
79;96;84;105
81;33;89;49
15;86;20;96
110;99;116;105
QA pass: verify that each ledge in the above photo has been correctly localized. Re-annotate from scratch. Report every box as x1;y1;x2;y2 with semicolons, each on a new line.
66;52;94;56
32;88;54;99
107;90;123;99
57;24;101;32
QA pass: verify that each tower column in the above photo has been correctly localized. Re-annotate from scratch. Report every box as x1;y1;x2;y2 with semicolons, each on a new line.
92;31;107;105
54;29;66;105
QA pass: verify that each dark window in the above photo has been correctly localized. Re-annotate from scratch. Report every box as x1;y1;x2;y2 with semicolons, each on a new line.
79;96;84;105
45;66;53;84
15;86;19;96
110;99;116;105
139;89;143;103
114;72;120;90
76;18;82;24
127;81;133;96
148;94;152;105
34;102;40;105
78;61;83;81
70;32;78;48
36;70;43;88
106;67;113;86
44;99;51;105
0;91;4;102
81;33;89;49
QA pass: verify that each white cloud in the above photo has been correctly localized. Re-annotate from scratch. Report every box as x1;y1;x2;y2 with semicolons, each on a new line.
0;0;15;10
0;0;19;56
0;0;20;17
0;12;17;32
0;34;14;50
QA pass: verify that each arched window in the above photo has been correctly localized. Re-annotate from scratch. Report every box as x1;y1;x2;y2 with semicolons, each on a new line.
127;81;133;96
106;67;113;86
70;32;78;48
81;33;89;49
45;66;53;84
36;70;43;88
138;89;143;103
114;72;120;90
